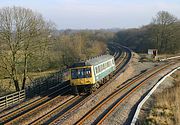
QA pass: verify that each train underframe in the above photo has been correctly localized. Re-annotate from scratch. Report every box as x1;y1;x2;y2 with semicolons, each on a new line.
72;72;114;95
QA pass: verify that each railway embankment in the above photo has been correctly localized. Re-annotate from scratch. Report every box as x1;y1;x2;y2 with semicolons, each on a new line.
136;67;180;125
108;63;180;125
98;58;179;125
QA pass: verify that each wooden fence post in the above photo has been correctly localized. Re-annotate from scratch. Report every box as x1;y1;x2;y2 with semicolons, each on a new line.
19;91;20;102
6;96;8;107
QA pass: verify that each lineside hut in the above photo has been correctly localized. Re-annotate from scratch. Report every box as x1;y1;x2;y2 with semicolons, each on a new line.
148;49;158;60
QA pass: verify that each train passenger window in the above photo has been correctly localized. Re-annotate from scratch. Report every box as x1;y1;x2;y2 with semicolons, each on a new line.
112;60;114;64
110;61;112;65
95;67;98;73
107;61;109;67
98;66;100;73
103;63;105;69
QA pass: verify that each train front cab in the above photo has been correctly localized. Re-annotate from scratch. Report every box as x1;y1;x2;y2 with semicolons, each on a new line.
70;66;95;94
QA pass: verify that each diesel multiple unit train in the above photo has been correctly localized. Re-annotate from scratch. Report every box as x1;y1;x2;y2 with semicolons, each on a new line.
63;54;116;94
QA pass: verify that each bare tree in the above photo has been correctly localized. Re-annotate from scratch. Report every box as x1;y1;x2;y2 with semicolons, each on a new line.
0;6;54;91
151;11;178;52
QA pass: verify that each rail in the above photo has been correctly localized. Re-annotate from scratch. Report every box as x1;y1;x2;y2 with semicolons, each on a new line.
160;55;180;61
94;63;174;124
0;90;25;110
131;66;180;125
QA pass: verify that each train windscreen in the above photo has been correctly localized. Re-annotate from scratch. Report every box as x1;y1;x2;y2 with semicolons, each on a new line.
71;68;91;79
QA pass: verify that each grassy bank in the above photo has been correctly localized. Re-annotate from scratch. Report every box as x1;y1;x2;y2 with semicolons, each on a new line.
144;70;180;125
0;70;58;97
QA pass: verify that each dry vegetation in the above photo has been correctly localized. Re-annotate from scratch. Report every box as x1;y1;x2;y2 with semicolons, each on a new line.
144;70;180;125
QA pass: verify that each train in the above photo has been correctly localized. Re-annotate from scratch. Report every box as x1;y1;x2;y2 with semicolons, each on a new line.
63;54;116;94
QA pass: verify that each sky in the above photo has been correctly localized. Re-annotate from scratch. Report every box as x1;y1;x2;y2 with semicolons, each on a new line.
0;0;180;29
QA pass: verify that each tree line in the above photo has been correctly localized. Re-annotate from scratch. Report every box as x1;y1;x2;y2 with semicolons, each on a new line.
0;6;109;92
114;11;180;54
2;7;177;93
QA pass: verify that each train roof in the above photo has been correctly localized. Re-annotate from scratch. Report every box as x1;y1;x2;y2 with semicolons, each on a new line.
86;54;114;66
70;54;114;68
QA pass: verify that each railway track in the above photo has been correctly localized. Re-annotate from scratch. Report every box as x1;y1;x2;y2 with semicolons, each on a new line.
0;84;71;124
29;95;86;125
37;45;129;124
48;44;132;125
75;62;176;125
0;43;128;125
25;43;128;125
3;88;74;125
95;62;176;125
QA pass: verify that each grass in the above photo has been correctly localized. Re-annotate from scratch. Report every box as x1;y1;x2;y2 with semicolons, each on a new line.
0;69;58;97
144;70;180;125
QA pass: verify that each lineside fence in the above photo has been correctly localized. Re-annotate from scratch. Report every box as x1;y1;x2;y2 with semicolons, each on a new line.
25;70;63;98
0;70;64;110
0;90;25;109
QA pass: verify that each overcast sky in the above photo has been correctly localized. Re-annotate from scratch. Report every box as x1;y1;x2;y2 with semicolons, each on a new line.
1;0;180;29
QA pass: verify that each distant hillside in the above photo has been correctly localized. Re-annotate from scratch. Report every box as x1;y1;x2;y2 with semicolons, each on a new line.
58;28;122;34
